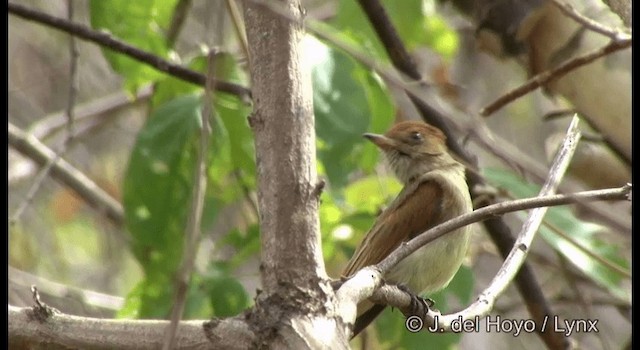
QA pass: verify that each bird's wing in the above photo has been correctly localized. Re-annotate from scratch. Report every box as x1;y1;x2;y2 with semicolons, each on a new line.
342;178;444;277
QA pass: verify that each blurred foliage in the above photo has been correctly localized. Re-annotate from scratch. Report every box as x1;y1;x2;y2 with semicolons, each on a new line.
39;0;627;348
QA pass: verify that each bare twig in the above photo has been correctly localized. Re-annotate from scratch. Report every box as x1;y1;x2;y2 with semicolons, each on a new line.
166;0;193;48
541;218;631;278
225;0;249;62
162;50;216;350
29;85;153;142
7;2;251;100
10;1;79;225
66;0;78;137
8;123;125;227
456;117;580;330
480;37;631;117
550;0;631;40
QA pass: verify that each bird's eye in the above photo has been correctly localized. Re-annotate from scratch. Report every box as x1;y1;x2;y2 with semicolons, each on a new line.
410;131;422;141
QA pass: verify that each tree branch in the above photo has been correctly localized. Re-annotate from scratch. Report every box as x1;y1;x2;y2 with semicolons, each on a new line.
8;122;125;227
8;304;253;350
10;1;80;226
7;2;251;100
549;0;632;40
479;37;631;117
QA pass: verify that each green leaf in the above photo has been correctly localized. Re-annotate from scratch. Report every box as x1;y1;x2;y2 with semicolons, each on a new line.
344;176;402;213
216;93;255;182
122;94;202;317
90;0;177;92
483;167;630;299
204;262;251;317
307;36;394;189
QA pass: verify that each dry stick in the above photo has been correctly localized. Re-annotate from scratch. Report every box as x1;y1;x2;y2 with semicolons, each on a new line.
549;0;632;39
166;0;193;48
30;85;154;141
8;123;125;226
225;0;250;62
162;50;216;350
507;203;631;279
7;2;251;100
10;1;79;226
65;0;78;137
479;37;631;117
543;219;631;278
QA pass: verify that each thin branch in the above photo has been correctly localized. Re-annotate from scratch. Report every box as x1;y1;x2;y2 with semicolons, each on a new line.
166;0;193;48
480;37;631;117
29;85;153;142
356;0;421;80
8;123;125;227
541;217;631;279
9;266;124;312
163;50;216;350
65;0;78;138
225;0;250;63
550;0;632;40
456;117;580;332
10;2;80;226
7;2;251;100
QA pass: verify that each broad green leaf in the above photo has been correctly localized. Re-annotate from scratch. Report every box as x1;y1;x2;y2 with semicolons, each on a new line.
151;56;206;107
90;0;177;92
483;167;630;299
344;176;401;213
216;93;255;184
123;94;202;317
307;36;394;189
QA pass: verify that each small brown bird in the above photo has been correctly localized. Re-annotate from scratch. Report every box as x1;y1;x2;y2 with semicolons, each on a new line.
343;120;473;337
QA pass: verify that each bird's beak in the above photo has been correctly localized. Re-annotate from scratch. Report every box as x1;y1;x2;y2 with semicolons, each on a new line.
363;133;395;151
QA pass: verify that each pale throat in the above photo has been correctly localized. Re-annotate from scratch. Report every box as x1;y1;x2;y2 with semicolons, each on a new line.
386;151;461;184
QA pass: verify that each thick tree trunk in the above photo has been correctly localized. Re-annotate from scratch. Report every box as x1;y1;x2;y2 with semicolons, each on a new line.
242;1;349;347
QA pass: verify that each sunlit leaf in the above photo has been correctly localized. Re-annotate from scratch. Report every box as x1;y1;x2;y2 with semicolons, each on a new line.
90;0;177;92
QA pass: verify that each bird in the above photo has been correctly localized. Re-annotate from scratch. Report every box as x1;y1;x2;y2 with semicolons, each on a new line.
342;120;473;337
